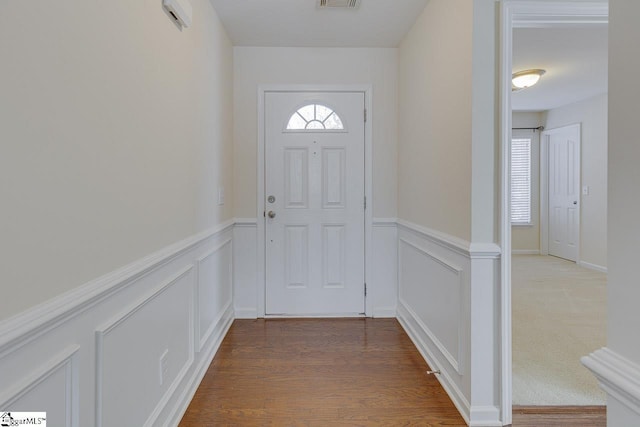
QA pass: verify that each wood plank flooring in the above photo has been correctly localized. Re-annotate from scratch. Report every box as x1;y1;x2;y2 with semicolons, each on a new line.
179;318;607;426
512;406;606;427
179;318;466;426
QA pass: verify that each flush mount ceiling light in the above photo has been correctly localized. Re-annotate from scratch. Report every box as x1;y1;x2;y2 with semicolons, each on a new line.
317;0;361;9
512;69;546;91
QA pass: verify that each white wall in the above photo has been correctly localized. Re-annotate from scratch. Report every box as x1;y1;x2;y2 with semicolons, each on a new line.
583;3;640;426
543;94;608;269
0;0;234;321
233;47;398;219
596;1;640;425
398;1;472;241
511;112;543;253
396;1;501;425
0;0;236;425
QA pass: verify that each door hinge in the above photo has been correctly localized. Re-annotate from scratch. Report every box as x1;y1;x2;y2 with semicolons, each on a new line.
364;196;367;210
364;108;367;123
263;211;266;218
364;283;367;297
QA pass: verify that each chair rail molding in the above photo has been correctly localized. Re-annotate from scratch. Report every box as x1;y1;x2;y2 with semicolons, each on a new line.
0;220;235;427
582;347;640;415
396;219;501;426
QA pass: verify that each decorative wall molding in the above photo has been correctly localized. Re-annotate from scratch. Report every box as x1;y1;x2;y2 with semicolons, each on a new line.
196;239;233;351
0;345;79;426
397;236;464;375
0;219;235;357
232;220;259;318
397;219;501;259
467;243;501;259
94;265;195;427
397;218;501;427
0;221;234;427
582;347;640;415
397;219;470;256
166;304;234;427
397;301;471;425
372;217;398;227
234;218;258;227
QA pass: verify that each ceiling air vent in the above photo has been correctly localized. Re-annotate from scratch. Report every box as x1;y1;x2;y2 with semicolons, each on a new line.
318;0;361;9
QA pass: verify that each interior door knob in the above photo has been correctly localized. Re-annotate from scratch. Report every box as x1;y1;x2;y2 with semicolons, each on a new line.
268;210;276;219
573;201;578;205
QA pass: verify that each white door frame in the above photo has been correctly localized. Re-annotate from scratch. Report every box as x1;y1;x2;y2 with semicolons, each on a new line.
540;123;582;259
256;84;373;318
499;2;607;424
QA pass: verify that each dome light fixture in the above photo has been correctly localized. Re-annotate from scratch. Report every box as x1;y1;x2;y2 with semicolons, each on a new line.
512;69;546;91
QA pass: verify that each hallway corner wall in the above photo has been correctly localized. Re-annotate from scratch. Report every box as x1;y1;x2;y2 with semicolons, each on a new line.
397;1;501;425
583;1;640;426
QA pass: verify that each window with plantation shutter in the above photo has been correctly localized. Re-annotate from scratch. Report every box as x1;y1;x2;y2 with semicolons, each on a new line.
511;138;531;225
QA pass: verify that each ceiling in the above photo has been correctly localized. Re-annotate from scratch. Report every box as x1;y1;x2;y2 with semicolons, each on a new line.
208;1;607;111
512;26;608;112
208;0;429;47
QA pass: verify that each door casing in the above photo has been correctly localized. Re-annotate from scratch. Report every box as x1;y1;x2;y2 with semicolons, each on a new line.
500;2;607;424
256;84;373;318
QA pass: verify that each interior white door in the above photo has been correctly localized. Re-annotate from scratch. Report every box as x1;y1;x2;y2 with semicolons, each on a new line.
547;124;581;262
264;92;365;316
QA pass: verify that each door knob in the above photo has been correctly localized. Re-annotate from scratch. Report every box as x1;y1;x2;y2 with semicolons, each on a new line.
268;210;276;219
573;201;578;205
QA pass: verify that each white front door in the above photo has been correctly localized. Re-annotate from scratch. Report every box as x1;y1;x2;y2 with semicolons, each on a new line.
546;124;581;262
264;91;365;316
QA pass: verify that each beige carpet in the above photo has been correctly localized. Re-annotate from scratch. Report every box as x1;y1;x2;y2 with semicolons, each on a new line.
512;255;607;405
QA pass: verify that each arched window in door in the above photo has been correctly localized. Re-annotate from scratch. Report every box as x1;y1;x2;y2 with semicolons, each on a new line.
286;103;345;131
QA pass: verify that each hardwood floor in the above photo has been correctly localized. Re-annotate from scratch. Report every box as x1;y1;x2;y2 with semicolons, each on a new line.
512;406;606;427
179;318;466;426
179;318;607;426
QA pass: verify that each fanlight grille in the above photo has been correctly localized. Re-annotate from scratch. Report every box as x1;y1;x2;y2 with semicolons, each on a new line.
318;0;361;9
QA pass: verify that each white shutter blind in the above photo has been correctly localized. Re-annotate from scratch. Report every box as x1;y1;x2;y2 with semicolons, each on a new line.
511;138;531;224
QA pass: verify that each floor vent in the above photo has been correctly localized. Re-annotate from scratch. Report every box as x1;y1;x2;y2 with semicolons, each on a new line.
318;0;361;9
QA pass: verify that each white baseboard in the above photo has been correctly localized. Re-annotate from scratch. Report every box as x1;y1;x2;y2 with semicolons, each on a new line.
512;249;540;255
582;347;640;417
234;308;258;319
578;260;608;274
371;307;397;318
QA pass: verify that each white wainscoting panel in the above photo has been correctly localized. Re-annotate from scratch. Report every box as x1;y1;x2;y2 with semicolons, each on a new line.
197;239;233;351
396;220;501;427
0;345;79;427
398;238;464;373
369;219;398;317
96;266;194;427
233;219;258;318
0;220;235;427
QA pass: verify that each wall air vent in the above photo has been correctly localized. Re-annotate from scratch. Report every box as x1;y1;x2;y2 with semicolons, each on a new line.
318;0;361;9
